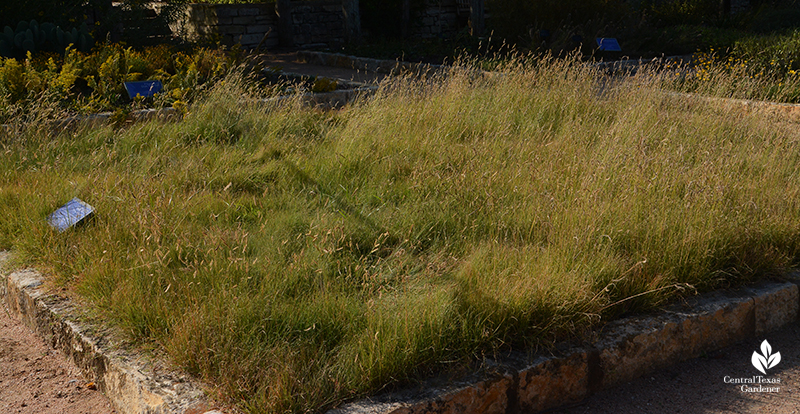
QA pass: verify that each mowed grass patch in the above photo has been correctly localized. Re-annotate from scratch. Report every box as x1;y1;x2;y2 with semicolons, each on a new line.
2;58;800;412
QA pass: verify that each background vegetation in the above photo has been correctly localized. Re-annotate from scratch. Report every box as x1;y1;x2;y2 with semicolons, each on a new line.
0;44;260;122
0;0;187;47
679;29;800;102
485;0;800;58
0;0;108;30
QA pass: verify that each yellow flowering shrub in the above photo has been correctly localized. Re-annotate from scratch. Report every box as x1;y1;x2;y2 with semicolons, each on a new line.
0;57;27;103
0;43;249;121
685;31;800;103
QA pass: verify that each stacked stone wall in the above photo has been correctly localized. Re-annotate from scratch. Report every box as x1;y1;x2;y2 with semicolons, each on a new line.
168;1;479;49
177;1;346;49
730;0;750;14
179;3;280;49
410;0;466;39
290;0;347;47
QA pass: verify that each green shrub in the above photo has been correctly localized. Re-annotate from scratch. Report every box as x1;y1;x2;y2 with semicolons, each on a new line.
0;20;94;60
682;29;800;103
748;4;800;33
646;0;723;27
0;43;246;120
486;0;630;44
0;58;27;103
732;28;800;73
360;0;425;38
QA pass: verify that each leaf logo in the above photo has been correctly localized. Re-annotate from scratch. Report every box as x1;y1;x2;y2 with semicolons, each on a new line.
752;340;781;375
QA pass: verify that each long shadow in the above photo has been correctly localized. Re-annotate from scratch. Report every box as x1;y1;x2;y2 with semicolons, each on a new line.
282;159;387;235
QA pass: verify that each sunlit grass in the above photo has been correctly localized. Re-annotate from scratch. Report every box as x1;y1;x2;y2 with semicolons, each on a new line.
2;57;800;413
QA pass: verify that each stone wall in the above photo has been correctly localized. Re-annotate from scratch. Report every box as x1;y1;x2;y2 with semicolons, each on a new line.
177;1;348;49
178;3;280;49
174;0;476;49
290;0;347;47
410;0;468;39
730;0;750;14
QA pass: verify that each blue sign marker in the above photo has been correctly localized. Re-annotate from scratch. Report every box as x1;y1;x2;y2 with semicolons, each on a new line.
596;38;622;52
47;198;95;232
124;80;163;99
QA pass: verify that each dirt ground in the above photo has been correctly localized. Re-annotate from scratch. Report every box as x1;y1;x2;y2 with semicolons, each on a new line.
0;302;116;414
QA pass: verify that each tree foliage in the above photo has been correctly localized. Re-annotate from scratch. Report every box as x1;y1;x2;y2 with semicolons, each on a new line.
1;0;187;47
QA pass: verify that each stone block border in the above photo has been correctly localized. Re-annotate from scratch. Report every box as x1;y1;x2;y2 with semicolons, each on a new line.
3;247;799;413
328;280;800;414
261;85;378;109
0;252;219;414
665;91;800;123
295;51;695;77
0;84;375;134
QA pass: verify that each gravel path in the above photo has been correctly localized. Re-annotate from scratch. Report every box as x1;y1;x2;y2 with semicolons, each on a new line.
556;322;800;414
0;302;116;414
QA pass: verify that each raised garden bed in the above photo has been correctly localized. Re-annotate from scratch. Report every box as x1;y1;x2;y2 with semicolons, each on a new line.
4;54;800;414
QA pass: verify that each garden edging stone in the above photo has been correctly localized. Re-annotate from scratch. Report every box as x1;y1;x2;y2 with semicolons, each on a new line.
0;251;219;414
1;258;799;413
666;91;800;123
327;279;799;414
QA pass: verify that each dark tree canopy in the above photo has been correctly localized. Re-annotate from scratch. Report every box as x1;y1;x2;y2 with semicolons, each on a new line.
0;0;186;46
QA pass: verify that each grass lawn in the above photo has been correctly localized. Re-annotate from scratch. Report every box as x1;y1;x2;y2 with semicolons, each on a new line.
2;58;800;413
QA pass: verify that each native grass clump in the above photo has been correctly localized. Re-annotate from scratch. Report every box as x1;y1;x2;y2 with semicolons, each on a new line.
2;57;800;413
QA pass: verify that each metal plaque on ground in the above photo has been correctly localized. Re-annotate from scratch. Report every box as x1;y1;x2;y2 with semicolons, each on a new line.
47;198;95;232
596;38;622;52
124;80;163;99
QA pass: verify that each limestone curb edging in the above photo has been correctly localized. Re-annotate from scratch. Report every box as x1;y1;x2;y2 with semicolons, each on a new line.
1;255;799;414
665;91;800;123
0;107;182;135
327;280;799;414
296;50;800;124
273;70;373;89
591;54;694;73
0;81;375;135
0;251;218;414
